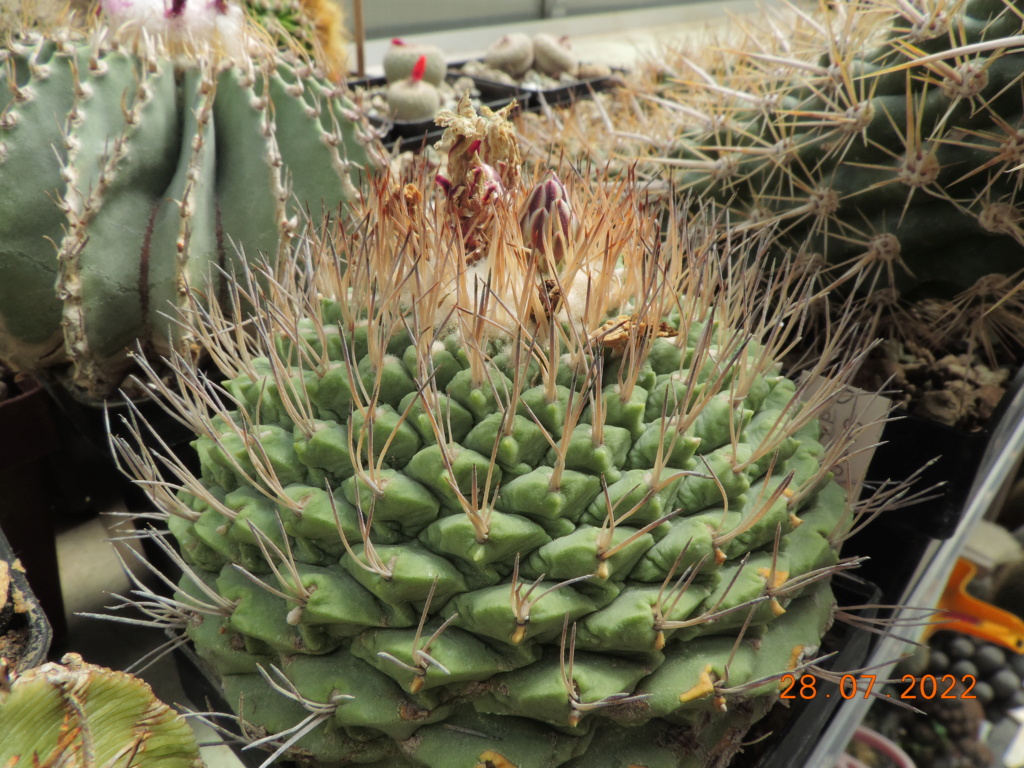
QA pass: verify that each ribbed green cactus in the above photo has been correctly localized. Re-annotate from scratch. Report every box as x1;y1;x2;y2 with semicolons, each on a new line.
0;1;377;398
0;653;203;768
113;99;867;768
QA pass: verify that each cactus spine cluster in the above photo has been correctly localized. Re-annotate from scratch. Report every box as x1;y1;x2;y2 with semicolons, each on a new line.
526;0;1024;363
0;653;203;768
0;0;377;398
112;98;871;768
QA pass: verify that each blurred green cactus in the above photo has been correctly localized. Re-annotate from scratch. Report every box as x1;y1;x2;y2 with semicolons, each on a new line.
0;653;202;768
666;0;1024;360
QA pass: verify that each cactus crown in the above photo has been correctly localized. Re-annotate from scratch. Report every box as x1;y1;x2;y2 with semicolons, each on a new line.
0;654;202;768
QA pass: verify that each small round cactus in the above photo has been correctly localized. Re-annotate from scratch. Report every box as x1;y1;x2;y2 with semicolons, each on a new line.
387;55;442;121
484;32;534;78
532;33;578;78
383;38;446;86
0;653;202;768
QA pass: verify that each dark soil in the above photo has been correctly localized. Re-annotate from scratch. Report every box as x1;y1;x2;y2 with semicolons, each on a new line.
851;340;1015;433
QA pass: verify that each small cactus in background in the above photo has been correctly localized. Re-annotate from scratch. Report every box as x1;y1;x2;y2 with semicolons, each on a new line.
109;98;880;767
0;0;378;399
532;33;578;78
485;32;535;78
387;55;441;121
523;0;1024;366
0;653;203;768
383;38;446;86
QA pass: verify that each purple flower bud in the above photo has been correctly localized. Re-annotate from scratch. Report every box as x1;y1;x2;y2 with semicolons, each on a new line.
521;172;575;264
469;162;504;205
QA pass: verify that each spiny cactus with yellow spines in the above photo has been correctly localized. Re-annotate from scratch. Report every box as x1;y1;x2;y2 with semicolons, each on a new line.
0;0;378;399
520;0;1024;366
243;0;349;81
108;98;883;768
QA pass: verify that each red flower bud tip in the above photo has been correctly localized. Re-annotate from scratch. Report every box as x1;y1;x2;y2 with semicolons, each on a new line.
467;139;482;157
411;55;427;83
167;0;187;18
435;174;452;196
391;38;406;46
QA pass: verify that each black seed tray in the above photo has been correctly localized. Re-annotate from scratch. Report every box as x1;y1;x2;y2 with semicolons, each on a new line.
448;60;627;109
347;73;529;152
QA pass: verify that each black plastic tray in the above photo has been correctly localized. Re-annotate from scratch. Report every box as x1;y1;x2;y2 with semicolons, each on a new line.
0;524;52;671
449;60;626;109
862;362;1024;540
348;73;529;152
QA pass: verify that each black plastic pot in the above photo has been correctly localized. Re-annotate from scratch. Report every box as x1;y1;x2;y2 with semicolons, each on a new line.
174;640;266;768
850;364;1024;603
863;364;1024;539
745;572;882;768
0;375;65;642
0;522;53;671
449;60;626;109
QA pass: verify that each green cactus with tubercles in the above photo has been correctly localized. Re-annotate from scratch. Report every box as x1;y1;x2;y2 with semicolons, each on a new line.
111;99;870;768
0;0;378;399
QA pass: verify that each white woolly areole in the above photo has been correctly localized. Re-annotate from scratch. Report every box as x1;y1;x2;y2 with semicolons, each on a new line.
100;0;247;59
423;258;622;350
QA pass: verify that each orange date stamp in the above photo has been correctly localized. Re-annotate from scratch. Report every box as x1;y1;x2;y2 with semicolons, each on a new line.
779;673;979;700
